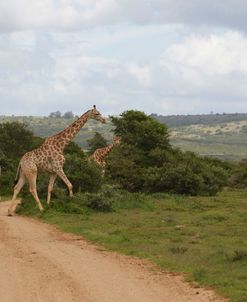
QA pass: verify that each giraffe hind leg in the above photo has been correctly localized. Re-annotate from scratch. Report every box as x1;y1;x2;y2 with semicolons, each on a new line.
47;173;57;204
8;174;26;216
27;171;44;212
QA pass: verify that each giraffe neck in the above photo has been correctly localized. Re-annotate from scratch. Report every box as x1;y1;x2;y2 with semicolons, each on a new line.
51;110;91;150
92;144;113;165
101;144;114;157
92;144;113;162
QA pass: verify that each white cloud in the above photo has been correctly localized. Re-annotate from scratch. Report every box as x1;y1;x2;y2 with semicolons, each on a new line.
162;31;247;75
0;0;122;31
128;63;151;87
1;0;247;32
153;31;247;112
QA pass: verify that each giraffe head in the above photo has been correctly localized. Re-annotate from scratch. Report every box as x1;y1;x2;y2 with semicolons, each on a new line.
89;105;106;123
113;136;121;145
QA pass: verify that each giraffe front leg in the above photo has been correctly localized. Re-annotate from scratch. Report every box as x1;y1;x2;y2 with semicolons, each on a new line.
56;169;73;197
47;173;57;204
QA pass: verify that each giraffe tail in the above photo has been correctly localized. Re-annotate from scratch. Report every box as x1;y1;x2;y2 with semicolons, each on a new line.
13;163;21;186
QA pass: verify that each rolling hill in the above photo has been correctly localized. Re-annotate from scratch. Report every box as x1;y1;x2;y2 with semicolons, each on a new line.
1;113;247;160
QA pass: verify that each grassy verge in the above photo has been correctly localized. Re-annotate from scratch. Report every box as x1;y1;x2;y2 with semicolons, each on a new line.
0;196;11;202
16;189;247;302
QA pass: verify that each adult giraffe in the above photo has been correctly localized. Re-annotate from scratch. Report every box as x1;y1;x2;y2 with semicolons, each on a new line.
8;106;106;216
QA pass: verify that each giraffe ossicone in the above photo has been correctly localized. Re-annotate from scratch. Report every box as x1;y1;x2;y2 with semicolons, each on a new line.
7;106;106;216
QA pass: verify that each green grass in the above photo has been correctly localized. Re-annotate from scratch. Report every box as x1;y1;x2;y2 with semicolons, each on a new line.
0;196;11;202
15;189;247;301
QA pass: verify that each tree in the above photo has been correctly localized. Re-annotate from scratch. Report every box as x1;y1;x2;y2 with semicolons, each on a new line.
0;122;43;159
63;111;74;119
49;111;61;118
87;132;108;154
0;122;44;195
111;110;170;152
106;110;227;195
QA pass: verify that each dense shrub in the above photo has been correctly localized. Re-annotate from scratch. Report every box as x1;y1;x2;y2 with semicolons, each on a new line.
17;184;152;214
63;154;103;193
0;122;43;159
107;148;227;195
72;186;151;212
228;161;247;188
106;111;228;195
0;159;17;195
49;185;118;212
0;122;44;195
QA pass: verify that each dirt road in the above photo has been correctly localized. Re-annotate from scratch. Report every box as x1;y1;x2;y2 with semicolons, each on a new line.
0;201;225;302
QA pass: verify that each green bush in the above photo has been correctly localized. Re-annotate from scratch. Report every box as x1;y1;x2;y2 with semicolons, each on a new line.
106;143;227;195
83;192;114;211
63;154;102;193
72;185;117;211
0;122;44;195
228;161;247;188
0;122;43;159
49;198;86;214
106;111;228;195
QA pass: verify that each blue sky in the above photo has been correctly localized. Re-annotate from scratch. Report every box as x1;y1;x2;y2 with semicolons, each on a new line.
0;0;247;116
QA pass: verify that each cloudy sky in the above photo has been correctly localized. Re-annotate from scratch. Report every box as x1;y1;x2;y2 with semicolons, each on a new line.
0;0;247;116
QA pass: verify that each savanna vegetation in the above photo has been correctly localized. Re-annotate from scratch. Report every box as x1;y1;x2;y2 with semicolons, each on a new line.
170;121;247;161
0;110;247;301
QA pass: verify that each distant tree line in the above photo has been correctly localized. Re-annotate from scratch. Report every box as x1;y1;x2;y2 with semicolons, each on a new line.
49;111;75;119
151;113;247;127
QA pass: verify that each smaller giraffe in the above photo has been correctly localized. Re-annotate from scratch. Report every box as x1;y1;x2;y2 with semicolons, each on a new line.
89;136;121;172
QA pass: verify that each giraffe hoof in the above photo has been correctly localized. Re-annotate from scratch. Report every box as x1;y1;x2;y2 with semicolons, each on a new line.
7;210;14;217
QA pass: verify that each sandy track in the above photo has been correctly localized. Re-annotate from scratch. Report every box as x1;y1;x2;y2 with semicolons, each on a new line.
0;201;225;302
